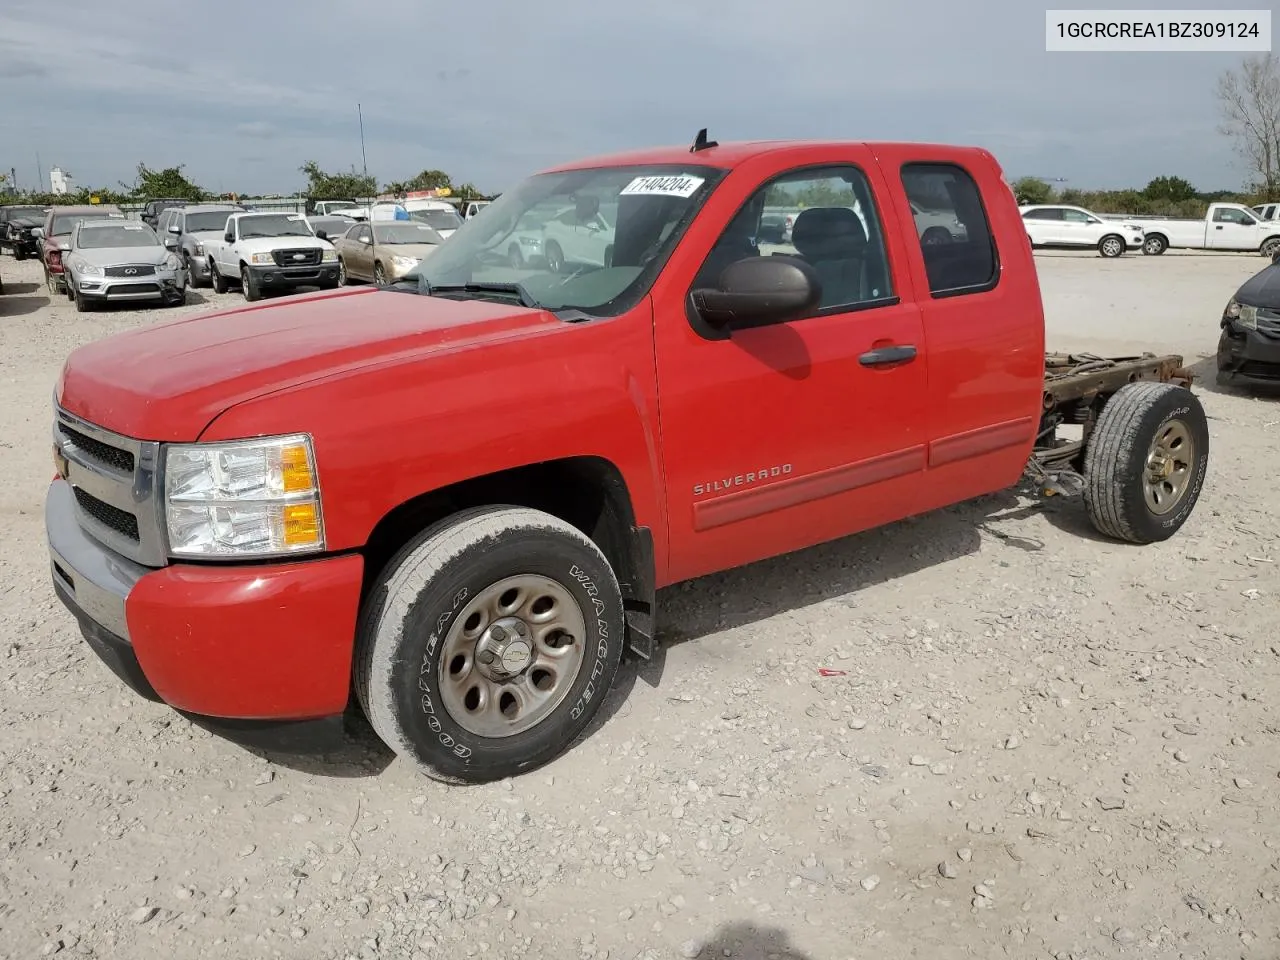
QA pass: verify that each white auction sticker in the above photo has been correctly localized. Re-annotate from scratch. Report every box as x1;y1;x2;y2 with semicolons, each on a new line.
620;175;706;198
1046;9;1271;51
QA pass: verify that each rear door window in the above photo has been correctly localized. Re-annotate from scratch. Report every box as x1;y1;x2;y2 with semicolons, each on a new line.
900;162;998;297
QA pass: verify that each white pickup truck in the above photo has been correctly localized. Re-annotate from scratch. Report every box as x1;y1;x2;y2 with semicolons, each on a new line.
205;211;341;301
1127;202;1280;257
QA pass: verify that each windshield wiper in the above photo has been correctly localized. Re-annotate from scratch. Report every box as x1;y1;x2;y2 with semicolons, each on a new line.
425;281;539;309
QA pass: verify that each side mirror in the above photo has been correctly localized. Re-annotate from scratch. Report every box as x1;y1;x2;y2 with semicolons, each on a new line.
315;229;327;240
59;241;71;252
690;256;821;331
361;236;372;245
224;231;234;243
169;224;181;234
30;227;43;239
164;237;178;249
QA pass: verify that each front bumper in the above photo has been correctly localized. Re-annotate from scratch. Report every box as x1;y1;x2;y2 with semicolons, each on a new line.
247;262;340;288
73;267;186;302
1217;323;1280;385
46;479;365;720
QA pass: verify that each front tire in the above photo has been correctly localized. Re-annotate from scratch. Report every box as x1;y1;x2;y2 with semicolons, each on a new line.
544;240;564;273
354;505;625;784
1083;381;1209;544
210;260;228;293
1098;234;1124;258
1142;234;1167;256
374;262;386;286
240;265;261;301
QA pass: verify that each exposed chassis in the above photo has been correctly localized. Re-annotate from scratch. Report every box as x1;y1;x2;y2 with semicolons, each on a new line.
1027;351;1195;495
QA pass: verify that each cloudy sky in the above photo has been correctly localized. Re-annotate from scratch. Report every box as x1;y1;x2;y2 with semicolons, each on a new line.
0;0;1263;196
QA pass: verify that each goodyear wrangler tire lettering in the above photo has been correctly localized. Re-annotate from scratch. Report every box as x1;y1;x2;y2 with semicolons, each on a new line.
353;506;625;784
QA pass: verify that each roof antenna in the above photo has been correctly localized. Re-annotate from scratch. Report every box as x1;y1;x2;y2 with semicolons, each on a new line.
690;128;718;153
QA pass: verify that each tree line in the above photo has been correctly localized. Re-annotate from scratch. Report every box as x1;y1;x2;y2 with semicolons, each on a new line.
0;161;491;208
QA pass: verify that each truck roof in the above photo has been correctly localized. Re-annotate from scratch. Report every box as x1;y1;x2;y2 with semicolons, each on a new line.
544;139;997;173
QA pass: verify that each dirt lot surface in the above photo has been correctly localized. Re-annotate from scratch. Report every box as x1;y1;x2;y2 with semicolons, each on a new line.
2;250;1278;960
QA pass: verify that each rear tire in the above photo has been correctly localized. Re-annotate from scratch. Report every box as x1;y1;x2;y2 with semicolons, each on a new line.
1098;234;1124;258
1083;381;1208;544
353;505;625;784
1261;236;1280;259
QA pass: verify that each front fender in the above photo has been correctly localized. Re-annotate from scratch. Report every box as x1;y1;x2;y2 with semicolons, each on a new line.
197;300;668;573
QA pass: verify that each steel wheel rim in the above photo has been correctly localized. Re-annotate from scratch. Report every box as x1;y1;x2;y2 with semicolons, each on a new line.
438;574;588;738
1144;419;1194;515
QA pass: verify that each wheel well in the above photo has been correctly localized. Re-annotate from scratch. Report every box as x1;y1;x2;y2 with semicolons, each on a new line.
1146;232;1167;241
359;456;655;654
1263;234;1280;248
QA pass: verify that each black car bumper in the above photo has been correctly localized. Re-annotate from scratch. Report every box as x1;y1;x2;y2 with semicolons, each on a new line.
1217;323;1280;385
248;263;340;288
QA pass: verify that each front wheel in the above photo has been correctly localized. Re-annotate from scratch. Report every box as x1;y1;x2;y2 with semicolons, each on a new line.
353;505;626;783
1083;381;1209;544
240;265;261;301
1098;234;1124;258
544;240;564;273
210;261;228;293
374;262;386;286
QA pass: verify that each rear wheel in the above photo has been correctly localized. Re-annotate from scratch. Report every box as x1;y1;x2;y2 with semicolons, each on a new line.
1098;234;1124;258
354;505;625;783
1261;236;1280;259
1083;381;1208;544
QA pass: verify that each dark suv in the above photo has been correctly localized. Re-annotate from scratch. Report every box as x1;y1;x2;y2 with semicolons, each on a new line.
140;198;188;229
1;204;51;260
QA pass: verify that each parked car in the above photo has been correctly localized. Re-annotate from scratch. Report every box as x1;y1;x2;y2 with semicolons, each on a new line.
1019;204;1145;258
538;194;615;271
0;204;50;260
139;198;188;228
459;199;492;220
45;136;1210;785
332;220;446;285
204;211;340;300
1217;245;1280;388
62;218;186;312
305;215;358;243
34;205;125;294
1127;203;1280;256
309;199;363;217
403;199;464;238
1253;202;1278;221
155;203;246;288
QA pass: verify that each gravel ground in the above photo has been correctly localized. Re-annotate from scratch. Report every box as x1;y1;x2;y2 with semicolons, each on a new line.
1;249;1278;960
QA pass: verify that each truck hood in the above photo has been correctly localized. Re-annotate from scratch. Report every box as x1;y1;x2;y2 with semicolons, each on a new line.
56;286;561;441
235;235;329;252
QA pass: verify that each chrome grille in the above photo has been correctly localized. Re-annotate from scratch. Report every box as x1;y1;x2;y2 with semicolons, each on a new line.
54;406;168;568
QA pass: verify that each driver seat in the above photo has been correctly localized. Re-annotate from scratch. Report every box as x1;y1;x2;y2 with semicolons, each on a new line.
790;207;869;306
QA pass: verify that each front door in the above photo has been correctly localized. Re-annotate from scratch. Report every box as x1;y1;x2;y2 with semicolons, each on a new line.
1208;207;1261;250
653;155;929;584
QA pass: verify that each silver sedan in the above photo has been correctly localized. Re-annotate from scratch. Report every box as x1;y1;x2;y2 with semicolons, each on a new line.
63;218;187;312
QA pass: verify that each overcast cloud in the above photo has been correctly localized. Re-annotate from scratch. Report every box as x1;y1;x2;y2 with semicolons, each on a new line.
0;0;1260;195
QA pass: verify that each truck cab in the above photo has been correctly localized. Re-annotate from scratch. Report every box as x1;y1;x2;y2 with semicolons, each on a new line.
45;137;1209;785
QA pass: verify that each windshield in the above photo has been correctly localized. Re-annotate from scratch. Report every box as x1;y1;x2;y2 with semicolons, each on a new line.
397;164;724;314
373;223;442;244
6;207;45;219
78;223;160;248
409;208;463;231
237;214;314;238
186;211;237;232
53;213;118;236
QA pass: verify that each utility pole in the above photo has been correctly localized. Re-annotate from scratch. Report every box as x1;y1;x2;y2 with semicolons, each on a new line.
35;152;43;192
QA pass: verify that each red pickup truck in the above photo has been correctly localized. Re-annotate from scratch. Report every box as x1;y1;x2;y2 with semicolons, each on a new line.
47;134;1209;783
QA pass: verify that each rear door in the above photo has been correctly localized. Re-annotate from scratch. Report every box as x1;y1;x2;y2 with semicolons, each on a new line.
654;149;930;583
875;150;1045;512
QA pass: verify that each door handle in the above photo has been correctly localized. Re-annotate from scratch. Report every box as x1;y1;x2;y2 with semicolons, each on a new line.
1215;225;1224;230
859;344;917;367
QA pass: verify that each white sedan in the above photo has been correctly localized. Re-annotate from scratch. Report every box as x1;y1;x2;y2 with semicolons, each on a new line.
1020;204;1145;258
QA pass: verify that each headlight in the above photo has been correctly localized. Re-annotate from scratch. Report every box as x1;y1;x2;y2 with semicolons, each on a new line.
321;248;338;262
193;241;204;255
76;260;104;276
163;434;325;558
392;255;419;268
164;254;181;270
1238;304;1259;330
250;252;273;265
